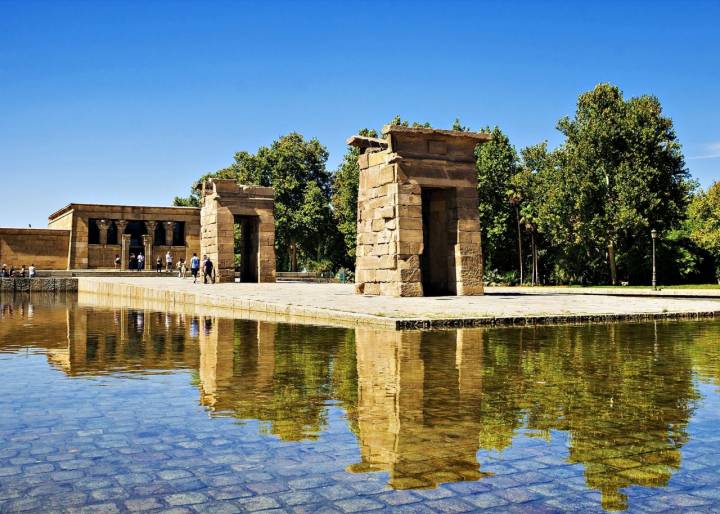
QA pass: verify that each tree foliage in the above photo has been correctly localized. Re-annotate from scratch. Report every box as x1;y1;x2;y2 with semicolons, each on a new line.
688;181;720;280
172;93;715;284
475;127;520;272
545;83;692;284
478;84;696;285
178;133;338;272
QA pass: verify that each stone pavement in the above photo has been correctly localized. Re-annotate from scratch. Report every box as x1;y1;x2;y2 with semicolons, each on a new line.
78;277;720;329
490;285;720;298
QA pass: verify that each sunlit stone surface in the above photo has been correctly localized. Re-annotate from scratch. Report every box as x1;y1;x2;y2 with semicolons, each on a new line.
2;293;720;512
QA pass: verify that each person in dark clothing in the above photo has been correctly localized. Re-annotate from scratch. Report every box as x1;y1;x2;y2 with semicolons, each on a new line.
203;255;214;284
129;253;136;271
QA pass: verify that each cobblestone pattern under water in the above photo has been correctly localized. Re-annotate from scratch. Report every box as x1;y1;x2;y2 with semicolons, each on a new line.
2;297;720;513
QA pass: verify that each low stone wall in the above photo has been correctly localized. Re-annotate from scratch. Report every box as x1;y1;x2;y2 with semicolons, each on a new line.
0;278;78;293
78;277;392;328
0;228;70;270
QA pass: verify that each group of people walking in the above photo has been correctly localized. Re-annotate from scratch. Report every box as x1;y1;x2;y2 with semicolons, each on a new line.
113;250;215;284
1;264;36;278
118;250;177;272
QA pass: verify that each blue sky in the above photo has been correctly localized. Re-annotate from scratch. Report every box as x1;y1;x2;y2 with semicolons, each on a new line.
1;0;718;227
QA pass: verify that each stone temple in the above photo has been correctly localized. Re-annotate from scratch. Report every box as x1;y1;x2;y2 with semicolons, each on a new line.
0;183;277;284
199;178;276;283
1;125;488;295
348;125;490;297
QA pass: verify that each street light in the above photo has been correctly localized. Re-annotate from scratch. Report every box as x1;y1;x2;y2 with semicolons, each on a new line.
651;229;658;290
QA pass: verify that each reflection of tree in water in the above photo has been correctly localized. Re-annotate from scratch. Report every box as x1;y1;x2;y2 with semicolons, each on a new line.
348;323;702;511
511;324;698;511
4;295;718;512
199;319;358;442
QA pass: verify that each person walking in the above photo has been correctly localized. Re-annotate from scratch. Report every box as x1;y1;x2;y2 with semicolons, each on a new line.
28;264;36;278
165;251;173;273
137;253;145;271
129;253;136;271
177;258;187;279
203;255;214;284
190;253;200;283
156;256;162;273
114;254;121;270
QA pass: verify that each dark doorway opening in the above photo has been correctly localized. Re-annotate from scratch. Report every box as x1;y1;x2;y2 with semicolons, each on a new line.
234;216;259;283
125;221;148;268
421;188;454;296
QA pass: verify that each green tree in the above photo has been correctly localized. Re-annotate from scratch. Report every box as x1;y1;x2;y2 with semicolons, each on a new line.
331;128;378;267
388;115;431;128
172;193;200;207
543;83;692;284
688;181;720;282
452;118;470;132
179;133;338;272
513;142;550;285
475;127;521;276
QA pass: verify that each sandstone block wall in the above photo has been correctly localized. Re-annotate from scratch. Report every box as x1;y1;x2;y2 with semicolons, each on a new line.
350;126;489;297
48;204;201;269
0;228;70;270
200;179;276;283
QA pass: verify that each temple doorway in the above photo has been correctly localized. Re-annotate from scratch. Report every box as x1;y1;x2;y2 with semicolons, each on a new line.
421;188;454;296
125;221;147;267
234;216;259;283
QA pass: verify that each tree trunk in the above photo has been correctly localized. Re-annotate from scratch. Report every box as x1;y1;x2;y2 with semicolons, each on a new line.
534;236;540;285
516;206;523;284
608;240;617;286
290;241;297;272
531;231;536;286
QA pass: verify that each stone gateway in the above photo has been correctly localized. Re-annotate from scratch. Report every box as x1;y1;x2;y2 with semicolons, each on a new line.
199;179;276;283
349;126;491;297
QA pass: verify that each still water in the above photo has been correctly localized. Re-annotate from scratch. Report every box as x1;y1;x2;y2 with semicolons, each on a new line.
1;294;720;513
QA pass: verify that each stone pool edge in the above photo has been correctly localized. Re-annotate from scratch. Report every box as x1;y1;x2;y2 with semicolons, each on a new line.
76;277;720;330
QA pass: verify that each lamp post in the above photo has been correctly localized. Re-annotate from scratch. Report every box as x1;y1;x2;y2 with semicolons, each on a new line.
651;229;658;290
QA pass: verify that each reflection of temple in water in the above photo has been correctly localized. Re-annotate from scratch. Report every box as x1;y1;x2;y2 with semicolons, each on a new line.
349;328;490;489
196;318;356;441
2;295;716;512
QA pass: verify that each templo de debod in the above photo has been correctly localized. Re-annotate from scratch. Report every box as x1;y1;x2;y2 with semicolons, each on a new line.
0;190;277;284
349;126;491;297
0;125;491;296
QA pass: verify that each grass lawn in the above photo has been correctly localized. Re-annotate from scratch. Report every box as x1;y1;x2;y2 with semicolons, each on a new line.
507;284;720;290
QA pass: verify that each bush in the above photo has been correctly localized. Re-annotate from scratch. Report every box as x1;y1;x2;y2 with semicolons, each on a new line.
484;269;520;286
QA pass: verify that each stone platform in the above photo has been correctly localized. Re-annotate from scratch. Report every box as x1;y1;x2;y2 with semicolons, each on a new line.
77;277;720;329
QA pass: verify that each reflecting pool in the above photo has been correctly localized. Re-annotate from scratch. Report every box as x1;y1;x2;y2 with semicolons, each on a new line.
2;294;720;512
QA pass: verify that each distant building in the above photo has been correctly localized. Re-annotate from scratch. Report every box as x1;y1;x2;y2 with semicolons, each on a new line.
1;203;200;271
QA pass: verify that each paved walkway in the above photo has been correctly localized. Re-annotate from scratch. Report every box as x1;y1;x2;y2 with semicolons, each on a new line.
490;285;720;298
77;277;720;329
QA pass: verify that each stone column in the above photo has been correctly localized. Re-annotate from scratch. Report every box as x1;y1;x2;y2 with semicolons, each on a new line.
144;221;157;244
121;234;131;270
143;221;157;265
115;220;128;269
97;219;110;245
164;221;175;247
141;234;152;270
115;220;128;238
